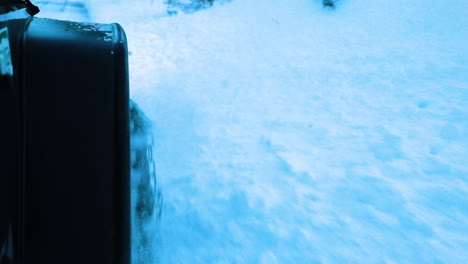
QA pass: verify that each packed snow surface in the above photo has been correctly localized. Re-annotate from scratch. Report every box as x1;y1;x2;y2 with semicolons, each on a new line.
44;0;468;263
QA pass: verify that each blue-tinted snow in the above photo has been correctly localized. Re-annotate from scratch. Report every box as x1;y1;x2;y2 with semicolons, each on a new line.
35;0;92;21
47;0;468;263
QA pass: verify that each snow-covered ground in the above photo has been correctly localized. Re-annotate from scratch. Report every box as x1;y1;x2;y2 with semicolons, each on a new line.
39;0;467;263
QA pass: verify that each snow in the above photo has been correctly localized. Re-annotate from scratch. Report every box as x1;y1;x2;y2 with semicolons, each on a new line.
38;0;467;263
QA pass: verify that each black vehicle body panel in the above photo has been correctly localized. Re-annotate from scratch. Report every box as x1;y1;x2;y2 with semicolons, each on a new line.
0;9;130;264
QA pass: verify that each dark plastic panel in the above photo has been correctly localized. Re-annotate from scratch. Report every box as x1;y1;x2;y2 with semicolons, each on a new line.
0;15;130;264
0;17;28;264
